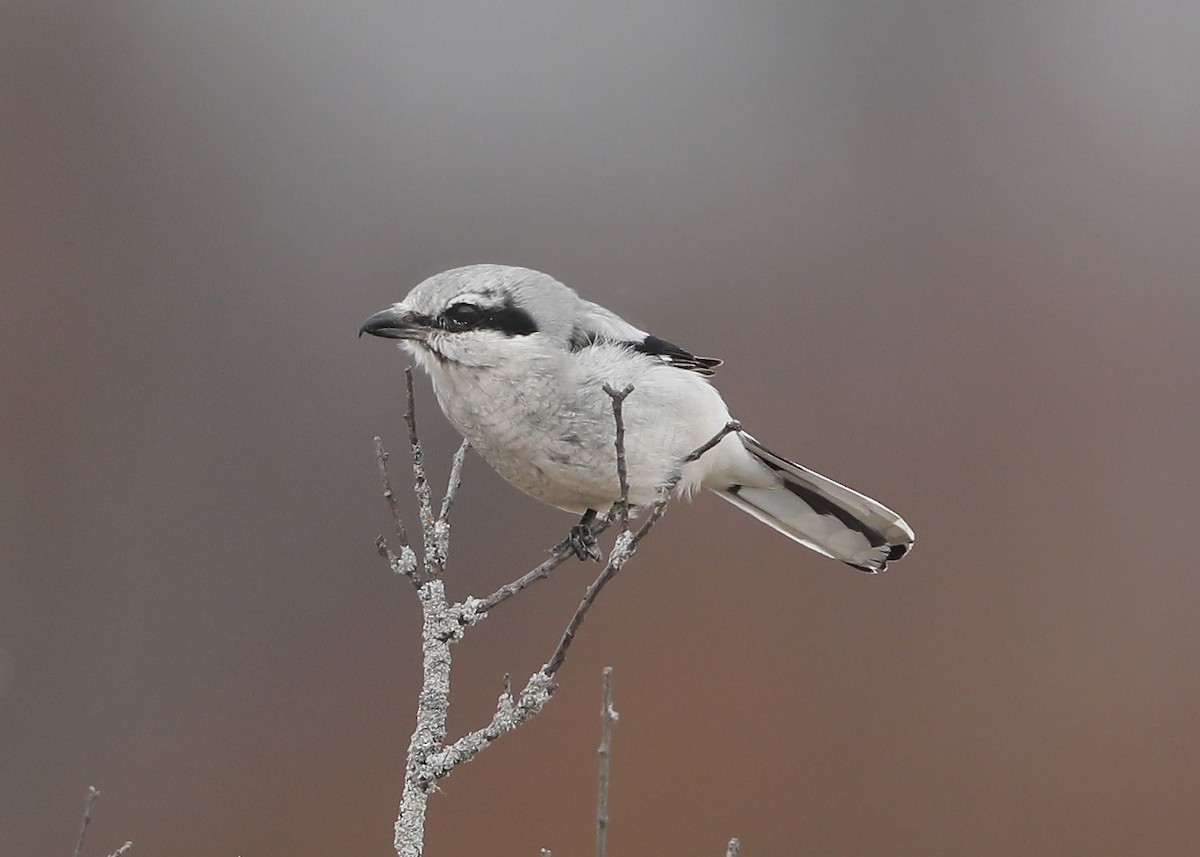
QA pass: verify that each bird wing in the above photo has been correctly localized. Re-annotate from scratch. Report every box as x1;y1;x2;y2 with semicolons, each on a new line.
570;300;723;377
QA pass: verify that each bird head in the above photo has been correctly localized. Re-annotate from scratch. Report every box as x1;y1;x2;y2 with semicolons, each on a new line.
359;264;583;369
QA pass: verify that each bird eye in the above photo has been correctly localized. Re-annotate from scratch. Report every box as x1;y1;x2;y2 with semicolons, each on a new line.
442;302;483;330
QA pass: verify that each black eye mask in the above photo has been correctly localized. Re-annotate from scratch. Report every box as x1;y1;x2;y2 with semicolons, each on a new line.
439;297;538;336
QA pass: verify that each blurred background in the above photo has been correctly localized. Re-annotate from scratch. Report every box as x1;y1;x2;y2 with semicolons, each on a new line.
3;1;1199;854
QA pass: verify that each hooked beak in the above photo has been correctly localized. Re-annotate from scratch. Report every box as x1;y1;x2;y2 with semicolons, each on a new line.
359;305;425;340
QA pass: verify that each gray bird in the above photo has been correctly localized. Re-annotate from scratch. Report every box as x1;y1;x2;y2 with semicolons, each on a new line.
361;264;914;572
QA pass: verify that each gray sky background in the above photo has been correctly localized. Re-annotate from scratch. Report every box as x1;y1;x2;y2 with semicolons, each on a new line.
3;2;1199;855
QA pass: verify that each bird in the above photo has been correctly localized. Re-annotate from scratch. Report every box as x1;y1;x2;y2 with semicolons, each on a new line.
360;264;914;572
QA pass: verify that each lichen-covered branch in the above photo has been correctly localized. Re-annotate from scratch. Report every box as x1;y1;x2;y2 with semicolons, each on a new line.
393;578;459;857
438;439;471;522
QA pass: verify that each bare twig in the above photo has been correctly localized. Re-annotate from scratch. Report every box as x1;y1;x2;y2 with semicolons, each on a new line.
73;786;100;857
375;438;419;584
682;420;741;465
601;384;634;529
375;436;410;548
473;514;616;613
596;667;618;857
726;837;741;856
476;551;575;611
544;416;734;677
544;541;626;677
402;368;443;579
72;787;131;857
545;484;672;676
374;436;422;583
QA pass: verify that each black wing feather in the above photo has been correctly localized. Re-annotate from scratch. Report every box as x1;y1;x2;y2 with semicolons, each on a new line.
570;327;722;377
632;334;722;376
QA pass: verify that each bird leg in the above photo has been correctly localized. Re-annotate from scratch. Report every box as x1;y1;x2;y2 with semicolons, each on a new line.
557;508;602;562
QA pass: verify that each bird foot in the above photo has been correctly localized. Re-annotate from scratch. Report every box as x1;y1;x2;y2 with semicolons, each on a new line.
557;522;603;562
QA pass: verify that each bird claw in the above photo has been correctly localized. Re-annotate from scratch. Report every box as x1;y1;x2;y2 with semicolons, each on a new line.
557;522;603;562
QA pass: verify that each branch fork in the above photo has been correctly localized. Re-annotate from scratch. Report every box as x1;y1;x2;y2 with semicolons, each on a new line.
374;369;738;857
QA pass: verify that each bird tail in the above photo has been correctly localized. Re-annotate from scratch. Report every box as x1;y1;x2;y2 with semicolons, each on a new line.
713;433;915;573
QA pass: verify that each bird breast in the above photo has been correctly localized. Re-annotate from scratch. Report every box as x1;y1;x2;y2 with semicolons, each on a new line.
421;342;735;513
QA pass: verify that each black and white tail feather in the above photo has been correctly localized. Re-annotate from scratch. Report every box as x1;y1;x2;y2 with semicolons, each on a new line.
715;433;914;573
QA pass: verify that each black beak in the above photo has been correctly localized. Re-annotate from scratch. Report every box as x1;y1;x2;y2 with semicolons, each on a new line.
359;306;422;340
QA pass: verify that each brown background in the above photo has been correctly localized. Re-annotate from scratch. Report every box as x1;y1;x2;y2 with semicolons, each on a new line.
3;2;1199;855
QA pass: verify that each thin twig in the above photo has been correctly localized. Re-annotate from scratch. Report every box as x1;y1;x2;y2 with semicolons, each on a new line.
682;420;741;465
601;384;635;530
107;843;133;857
438;439;471;521
725;837;741;857
374;437;419;584
543;416;733;677
544;491;670;677
474;516;616;613
539;385;639;677
475;552;573;612
375;436;410;548
596;667;618;857
544;551;622;677
403;368;441;578
73;786;100;857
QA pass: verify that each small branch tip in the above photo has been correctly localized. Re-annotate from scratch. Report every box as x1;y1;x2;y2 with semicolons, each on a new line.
597;667;617;857
73;787;102;857
682;420;742;465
